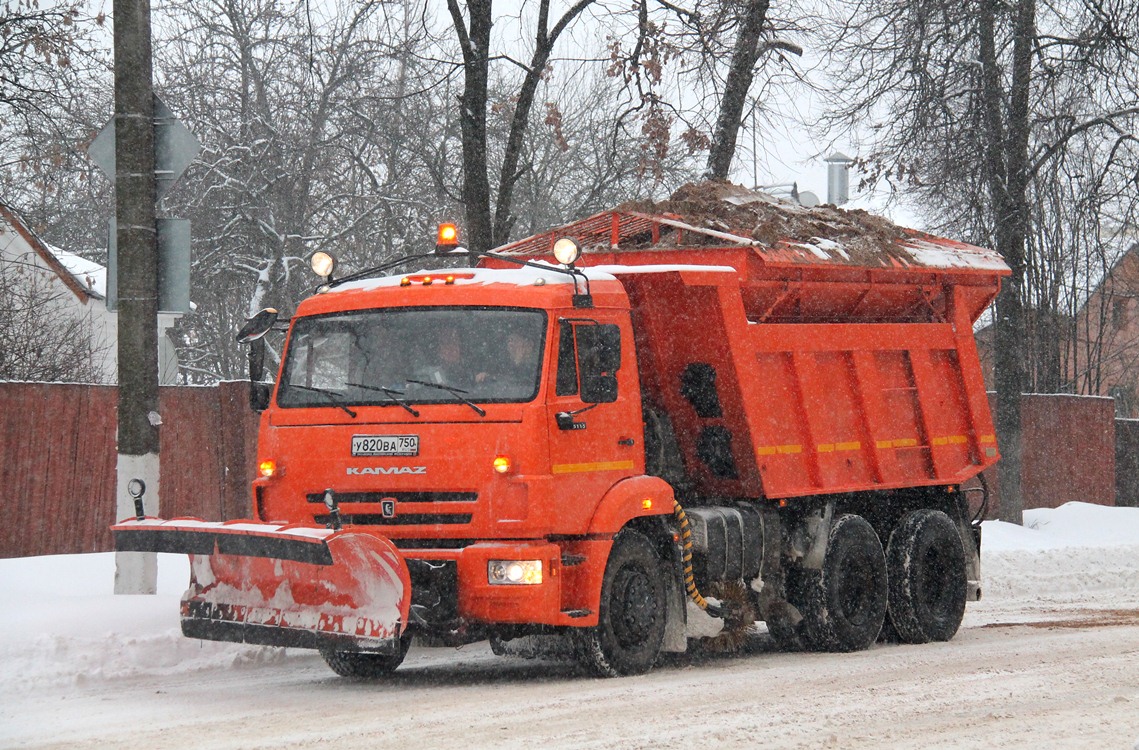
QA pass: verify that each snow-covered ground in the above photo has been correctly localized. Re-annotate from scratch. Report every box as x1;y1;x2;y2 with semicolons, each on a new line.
2;502;1138;749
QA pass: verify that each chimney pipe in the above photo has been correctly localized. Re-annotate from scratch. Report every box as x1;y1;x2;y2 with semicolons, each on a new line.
825;152;853;206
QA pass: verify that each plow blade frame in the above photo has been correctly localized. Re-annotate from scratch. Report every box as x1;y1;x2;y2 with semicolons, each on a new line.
112;518;412;653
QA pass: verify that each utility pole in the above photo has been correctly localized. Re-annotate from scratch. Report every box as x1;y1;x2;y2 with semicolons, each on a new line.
113;0;160;594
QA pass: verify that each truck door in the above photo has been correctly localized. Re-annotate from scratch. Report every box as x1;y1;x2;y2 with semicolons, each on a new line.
545;316;642;531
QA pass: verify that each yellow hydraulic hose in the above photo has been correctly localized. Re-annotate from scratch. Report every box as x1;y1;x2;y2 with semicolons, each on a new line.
672;499;723;618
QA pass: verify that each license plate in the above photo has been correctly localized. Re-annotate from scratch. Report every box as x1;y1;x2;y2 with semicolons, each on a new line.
351;435;419;457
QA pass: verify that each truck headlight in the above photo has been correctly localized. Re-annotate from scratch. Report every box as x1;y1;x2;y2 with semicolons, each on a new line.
488;560;543;585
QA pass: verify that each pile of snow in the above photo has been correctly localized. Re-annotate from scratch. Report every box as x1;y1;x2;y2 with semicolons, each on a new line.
978;503;1139;604
0;553;282;687
1;502;1137;689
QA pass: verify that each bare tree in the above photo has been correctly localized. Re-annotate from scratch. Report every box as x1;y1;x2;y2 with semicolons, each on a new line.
2;0;724;383
703;0;805;180
822;0;1139;521
595;0;812;186
155;0;441;380
0;1;111;256
0;1;105;131
445;0;597;253
501;70;697;235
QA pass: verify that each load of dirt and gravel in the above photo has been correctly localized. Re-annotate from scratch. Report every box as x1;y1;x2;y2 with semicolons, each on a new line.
613;179;917;265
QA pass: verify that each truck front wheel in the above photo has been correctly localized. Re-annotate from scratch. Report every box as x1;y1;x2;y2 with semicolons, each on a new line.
576;530;666;677
886;509;967;643
800;513;888;652
321;632;412;678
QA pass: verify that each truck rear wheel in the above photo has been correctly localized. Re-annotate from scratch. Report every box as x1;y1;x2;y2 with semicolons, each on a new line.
576;530;666;677
800;514;887;652
886;509;967;643
321;633;412;678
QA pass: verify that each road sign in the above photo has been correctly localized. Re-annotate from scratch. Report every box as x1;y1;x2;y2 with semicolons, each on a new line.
107;218;192;314
88;95;200;200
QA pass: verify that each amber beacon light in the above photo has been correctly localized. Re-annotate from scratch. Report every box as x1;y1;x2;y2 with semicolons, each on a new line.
436;223;459;253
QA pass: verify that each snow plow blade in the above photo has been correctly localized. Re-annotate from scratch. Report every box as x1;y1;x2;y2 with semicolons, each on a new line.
112;518;412;653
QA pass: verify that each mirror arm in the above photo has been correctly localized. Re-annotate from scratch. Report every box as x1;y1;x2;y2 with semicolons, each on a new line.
564;402;599;418
556;402;598;431
248;338;266;383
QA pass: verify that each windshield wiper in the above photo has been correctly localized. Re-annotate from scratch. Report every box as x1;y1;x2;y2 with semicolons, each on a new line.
405;379;486;417
286;384;357;418
346;382;421;417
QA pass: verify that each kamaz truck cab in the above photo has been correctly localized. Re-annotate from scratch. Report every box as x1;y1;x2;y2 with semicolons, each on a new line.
256;264;675;669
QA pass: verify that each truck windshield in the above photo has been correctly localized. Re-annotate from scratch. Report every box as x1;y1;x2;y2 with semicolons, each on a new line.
277;307;547;409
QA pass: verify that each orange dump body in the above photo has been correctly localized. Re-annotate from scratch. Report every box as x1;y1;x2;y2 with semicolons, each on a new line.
491;208;1009;500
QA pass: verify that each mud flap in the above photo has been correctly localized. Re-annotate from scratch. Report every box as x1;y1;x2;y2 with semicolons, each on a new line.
113;518;411;653
662;548;688;653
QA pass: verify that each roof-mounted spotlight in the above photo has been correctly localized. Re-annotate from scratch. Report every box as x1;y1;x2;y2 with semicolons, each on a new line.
552;237;582;268
310;251;336;282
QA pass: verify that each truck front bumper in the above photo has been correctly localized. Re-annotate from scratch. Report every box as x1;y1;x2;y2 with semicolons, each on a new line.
409;540;590;627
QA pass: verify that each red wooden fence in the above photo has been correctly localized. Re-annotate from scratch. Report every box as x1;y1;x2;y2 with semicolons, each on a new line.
972;393;1116;516
0;384;1123;558
0;381;258;558
1020;394;1116;508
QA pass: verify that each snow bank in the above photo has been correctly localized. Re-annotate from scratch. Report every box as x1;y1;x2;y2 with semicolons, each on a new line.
989;502;1139;549
979;503;1139;602
1;502;1136;688
0;553;280;686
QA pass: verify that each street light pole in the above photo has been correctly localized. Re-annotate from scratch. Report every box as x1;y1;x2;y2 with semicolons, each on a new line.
113;0;160;594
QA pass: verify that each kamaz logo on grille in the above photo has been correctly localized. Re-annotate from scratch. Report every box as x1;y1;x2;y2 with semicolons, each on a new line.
380;498;396;518
346;466;427;475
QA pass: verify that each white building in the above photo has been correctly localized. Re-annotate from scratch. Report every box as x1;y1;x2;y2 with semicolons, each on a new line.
0;202;180;383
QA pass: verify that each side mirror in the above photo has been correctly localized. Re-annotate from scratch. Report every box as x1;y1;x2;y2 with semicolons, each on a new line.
240;310;278;412
248;337;266;384
247;337;271;412
236;308;279;344
250;381;272;412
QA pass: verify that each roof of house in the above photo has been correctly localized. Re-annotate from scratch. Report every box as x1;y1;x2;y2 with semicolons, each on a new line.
0;202;104;302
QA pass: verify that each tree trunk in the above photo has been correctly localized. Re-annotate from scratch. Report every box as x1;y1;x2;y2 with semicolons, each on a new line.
492;0;595;247
448;0;493;255
704;0;771;181
980;0;1035;524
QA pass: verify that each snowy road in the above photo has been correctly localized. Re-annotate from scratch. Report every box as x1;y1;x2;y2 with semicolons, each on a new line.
3;504;1138;749
5;609;1139;750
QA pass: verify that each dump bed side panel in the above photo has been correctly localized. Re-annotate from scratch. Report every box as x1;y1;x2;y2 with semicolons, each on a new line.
747;321;997;497
619;270;999;500
624;270;765;495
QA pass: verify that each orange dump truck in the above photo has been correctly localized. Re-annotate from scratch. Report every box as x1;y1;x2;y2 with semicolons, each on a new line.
114;187;1008;677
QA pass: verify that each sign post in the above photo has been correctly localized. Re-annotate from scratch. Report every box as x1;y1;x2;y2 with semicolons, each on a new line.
94;3;199;594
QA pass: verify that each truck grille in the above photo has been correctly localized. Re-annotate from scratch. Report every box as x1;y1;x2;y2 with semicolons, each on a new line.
391;538;473;550
305;492;477;504
314;513;473;526
308;491;476;527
